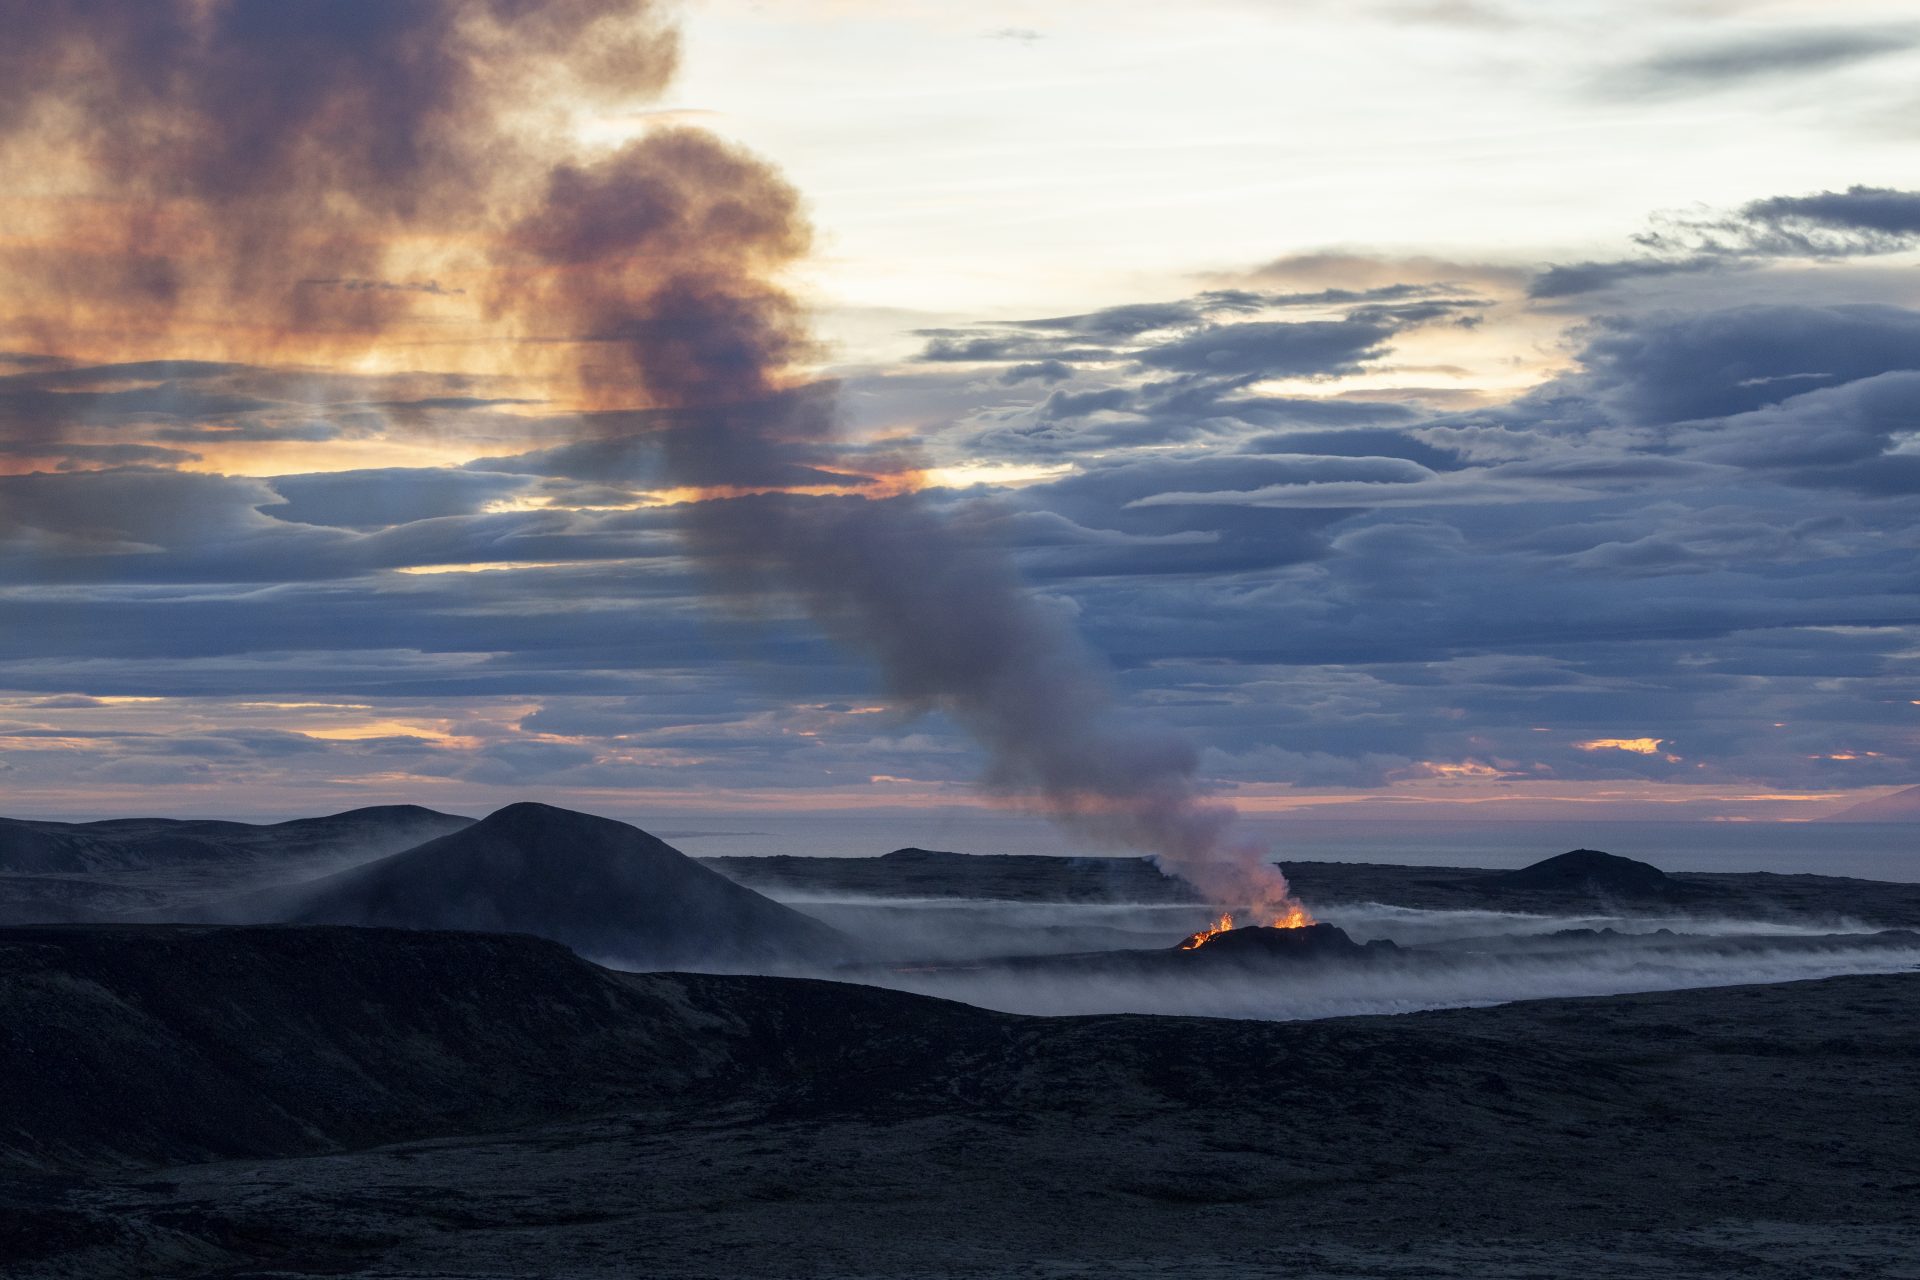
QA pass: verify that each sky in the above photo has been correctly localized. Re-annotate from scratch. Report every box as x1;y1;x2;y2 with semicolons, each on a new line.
1;0;1917;827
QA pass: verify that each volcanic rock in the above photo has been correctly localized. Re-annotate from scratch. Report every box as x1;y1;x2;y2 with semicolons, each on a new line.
282;802;846;966
1174;921;1381;962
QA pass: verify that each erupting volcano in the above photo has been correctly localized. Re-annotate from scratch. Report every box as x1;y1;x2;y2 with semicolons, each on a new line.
1179;900;1317;950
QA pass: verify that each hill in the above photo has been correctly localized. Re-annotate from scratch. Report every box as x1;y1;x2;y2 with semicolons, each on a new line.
0;805;470;877
283;802;846;967
0;806;473;924
1480;848;1690;899
705;847;1201;903
1824;784;1920;822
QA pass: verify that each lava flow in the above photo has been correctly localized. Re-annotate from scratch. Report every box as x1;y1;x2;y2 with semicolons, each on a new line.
1179;913;1235;950
1179;901;1317;950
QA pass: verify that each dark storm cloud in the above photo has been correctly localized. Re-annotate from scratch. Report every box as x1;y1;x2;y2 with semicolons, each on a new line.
1000;360;1076;386
1601;27;1918;96
1531;186;1920;298
0;358;534;458
1741;186;1920;240
1571;303;1920;423
265;470;538;531
1134;318;1400;379
918;289;1481;469
1528;257;1727;300
917;335;1118;365
1235;398;1423;427
0;442;203;470
1243;427;1467;471
920;287;1476;384
1667;372;1920;484
1039;388;1135;421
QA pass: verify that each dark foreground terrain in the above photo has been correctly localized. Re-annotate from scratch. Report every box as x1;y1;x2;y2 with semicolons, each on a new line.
4;924;1917;1279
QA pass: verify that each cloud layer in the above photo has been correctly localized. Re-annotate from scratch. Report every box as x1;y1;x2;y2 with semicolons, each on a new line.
0;7;1914;826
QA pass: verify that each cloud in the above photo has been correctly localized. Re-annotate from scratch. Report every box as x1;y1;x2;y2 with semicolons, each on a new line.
1742;186;1920;239
1601;27;1919;97
1570;303;1920;424
1134;318;1400;379
1000;360;1075;386
265;469;538;531
1532;186;1920;297
5;144;1919;812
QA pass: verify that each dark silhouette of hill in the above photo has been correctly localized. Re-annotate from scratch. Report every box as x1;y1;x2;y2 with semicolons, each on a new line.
3;924;1917;1278
706;845;1920;928
282;802;846;966
0;806;472;925
0;805;470;876
1823;784;1920;822
707;846;1201;903
1481;848;1689;899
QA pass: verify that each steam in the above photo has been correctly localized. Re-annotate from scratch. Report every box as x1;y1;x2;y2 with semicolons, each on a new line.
876;942;1920;1022
1;1;1298;913
790;896;1920;1020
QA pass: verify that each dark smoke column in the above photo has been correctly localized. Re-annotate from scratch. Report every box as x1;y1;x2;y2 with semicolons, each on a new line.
0;0;677;362
511;130;1306;917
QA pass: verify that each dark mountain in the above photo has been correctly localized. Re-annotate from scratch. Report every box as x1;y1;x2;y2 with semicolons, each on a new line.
1480;848;1697;901
0;805;470;877
283;802;846;966
1823;784;1920;822
0;806;473;925
711;847;1920;929
705;846;1201;903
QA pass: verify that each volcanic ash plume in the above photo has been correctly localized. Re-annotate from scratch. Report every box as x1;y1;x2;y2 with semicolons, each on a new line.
0;0;678;365
1;0;1307;919
508;130;1308;920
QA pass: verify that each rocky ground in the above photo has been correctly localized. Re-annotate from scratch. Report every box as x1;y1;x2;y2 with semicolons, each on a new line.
3;924;1918;1279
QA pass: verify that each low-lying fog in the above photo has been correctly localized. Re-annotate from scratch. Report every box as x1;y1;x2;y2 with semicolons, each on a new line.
774;894;1885;959
665;893;1920;1023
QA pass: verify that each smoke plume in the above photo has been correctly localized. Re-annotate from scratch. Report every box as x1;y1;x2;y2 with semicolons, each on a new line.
1;0;1302;915
0;0;676;364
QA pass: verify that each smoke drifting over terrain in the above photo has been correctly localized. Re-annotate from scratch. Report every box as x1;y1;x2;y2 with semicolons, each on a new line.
878;939;1920;1023
796;894;1920;1021
0;0;1299;912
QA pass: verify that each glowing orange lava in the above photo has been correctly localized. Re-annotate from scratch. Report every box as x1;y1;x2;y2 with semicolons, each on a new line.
1179;913;1234;949
1269;901;1315;930
1179;901;1317;949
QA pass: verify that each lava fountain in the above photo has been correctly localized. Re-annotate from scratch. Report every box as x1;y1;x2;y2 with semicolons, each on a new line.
1179;899;1317;950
